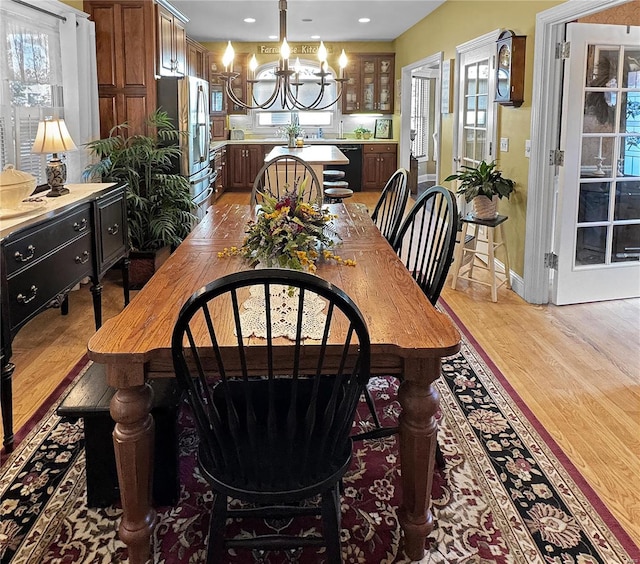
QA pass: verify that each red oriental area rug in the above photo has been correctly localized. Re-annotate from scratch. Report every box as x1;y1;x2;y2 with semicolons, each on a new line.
1;309;638;563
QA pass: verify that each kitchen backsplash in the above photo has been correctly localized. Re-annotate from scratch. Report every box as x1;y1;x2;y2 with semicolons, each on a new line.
227;114;392;140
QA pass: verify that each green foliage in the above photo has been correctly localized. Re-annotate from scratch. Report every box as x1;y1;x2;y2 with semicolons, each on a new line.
354;125;371;135
84;110;196;252
444;160;515;203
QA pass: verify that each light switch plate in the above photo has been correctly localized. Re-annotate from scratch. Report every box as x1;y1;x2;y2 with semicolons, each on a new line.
500;138;509;152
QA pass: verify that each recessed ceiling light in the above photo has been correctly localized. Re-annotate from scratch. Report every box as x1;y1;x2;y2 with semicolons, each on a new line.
359;18;370;23
268;35;278;40
302;18;312;22
311;35;320;40
244;17;256;23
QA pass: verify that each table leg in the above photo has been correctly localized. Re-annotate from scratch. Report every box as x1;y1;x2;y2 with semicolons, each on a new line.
397;357;441;561
109;374;156;564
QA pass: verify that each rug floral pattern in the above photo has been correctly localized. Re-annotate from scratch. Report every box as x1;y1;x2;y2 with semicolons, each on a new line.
1;339;637;563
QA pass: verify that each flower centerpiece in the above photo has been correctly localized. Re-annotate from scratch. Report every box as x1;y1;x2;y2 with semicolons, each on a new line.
220;178;355;272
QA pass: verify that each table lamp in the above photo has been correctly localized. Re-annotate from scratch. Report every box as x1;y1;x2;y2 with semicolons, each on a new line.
31;118;78;197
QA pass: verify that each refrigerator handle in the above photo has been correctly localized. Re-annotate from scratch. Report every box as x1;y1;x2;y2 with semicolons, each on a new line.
196;85;209;163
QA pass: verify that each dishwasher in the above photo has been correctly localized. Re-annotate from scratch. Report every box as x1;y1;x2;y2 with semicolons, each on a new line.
329;144;363;191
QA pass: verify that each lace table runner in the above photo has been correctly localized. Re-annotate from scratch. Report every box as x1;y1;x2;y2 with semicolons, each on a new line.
239;285;328;341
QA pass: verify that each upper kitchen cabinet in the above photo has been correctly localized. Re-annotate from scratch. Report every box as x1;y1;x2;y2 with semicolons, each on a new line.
226;55;249;115
342;54;394;114
85;0;157;138
157;1;187;77
186;37;210;80
86;0;193;137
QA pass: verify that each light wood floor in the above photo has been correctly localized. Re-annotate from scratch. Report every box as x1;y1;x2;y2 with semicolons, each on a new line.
2;190;639;549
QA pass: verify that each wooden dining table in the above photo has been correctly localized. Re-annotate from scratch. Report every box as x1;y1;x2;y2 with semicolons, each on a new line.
87;202;460;563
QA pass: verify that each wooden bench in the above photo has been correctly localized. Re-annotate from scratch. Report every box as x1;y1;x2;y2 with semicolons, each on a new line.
57;362;181;507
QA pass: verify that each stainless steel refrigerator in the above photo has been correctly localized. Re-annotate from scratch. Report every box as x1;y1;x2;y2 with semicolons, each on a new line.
157;76;212;219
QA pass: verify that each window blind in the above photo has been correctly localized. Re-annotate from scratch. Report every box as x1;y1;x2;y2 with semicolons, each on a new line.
411;76;431;159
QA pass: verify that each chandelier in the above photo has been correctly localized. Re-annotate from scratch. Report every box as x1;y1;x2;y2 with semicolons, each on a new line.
219;0;348;110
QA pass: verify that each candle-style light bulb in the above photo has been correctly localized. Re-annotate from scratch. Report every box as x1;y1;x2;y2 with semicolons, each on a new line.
222;41;235;70
338;49;348;78
338;49;348;69
281;38;290;61
294;57;302;74
317;41;327;63
249;55;258;73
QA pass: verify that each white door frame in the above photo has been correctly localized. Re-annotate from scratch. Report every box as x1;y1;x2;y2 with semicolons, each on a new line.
399;52;443;175
523;0;633;304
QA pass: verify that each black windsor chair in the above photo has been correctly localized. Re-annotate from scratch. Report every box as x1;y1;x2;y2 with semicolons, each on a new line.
172;269;371;563
370;168;410;244
356;186;458;467
250;154;323;206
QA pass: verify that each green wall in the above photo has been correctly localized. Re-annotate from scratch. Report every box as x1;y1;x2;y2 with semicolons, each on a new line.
394;1;563;277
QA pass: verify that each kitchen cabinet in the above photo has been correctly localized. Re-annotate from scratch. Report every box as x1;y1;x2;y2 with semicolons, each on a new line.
86;0;192;137
85;0;157;139
362;144;397;190
226;55;249;115
187;37;210;80
211;146;227;201
343;54;394;114
157;3;186;77
210;117;226;140
227;144;266;190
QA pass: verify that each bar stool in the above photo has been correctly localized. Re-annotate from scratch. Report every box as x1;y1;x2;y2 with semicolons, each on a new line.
323;170;345;180
451;213;511;302
324;180;354;203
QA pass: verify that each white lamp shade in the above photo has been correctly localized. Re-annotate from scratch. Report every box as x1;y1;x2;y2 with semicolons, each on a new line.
31;118;78;154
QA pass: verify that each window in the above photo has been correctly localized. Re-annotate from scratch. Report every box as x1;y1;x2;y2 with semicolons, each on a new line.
0;4;63;183
410;76;430;158
252;60;336;129
0;0;99;188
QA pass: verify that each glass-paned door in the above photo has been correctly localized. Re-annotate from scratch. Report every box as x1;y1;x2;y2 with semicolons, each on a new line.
454;35;497;213
554;23;640;304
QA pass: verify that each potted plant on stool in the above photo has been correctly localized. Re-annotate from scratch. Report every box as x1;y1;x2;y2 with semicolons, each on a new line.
84;110;197;288
445;160;515;220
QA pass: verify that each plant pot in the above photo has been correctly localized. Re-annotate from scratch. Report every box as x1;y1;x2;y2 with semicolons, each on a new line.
128;246;171;289
355;132;362;139
363;132;371;139
472;195;498;220
287;133;296;148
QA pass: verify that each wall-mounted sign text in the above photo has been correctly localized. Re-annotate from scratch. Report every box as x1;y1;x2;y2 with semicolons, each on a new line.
258;44;336;55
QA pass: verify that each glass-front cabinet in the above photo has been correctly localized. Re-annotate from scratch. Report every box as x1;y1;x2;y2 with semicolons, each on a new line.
343;54;394;114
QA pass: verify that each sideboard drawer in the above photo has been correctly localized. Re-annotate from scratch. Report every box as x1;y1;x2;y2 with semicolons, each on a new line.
7;233;94;331
4;205;92;277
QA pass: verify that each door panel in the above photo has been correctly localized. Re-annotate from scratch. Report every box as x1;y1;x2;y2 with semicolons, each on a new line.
454;36;497;216
553;23;640;304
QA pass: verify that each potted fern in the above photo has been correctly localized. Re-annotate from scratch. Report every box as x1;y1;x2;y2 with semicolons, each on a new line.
84;110;197;287
444;160;515;219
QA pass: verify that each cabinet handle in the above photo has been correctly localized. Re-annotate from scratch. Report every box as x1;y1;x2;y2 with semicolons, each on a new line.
17;285;38;304
73;218;88;232
107;223;119;235
75;251;90;264
14;244;36;262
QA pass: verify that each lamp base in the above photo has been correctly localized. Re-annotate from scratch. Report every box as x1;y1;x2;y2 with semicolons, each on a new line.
46;186;70;197
44;157;69;197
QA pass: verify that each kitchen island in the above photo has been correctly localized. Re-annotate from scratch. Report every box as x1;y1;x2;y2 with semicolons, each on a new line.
265;145;349;187
264;144;349;166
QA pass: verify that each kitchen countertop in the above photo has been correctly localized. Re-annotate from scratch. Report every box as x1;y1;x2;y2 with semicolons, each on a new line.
264;144;349;165
211;138;397;151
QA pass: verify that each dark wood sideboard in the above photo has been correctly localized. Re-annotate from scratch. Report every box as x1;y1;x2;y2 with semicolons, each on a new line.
0;182;129;450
